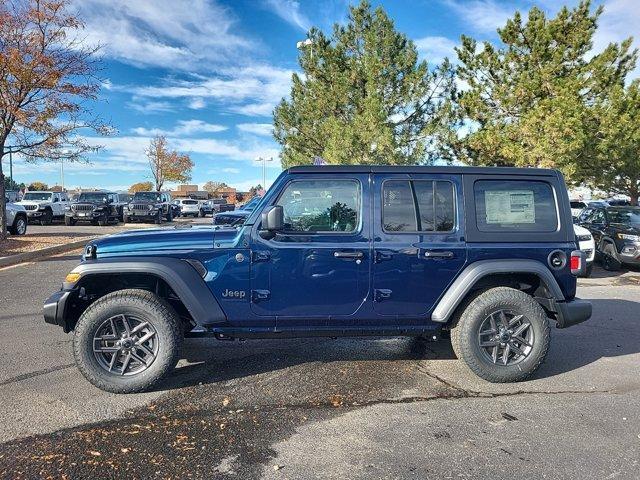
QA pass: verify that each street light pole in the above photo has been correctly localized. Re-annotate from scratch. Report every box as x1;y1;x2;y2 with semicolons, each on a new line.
255;156;274;189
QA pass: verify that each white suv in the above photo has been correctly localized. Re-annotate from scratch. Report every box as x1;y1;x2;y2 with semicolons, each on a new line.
5;200;28;235
174;199;201;217
18;191;69;225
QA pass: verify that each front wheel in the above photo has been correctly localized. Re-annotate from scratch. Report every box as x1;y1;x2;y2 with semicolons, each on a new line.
166;208;173;222
601;243;621;271
451;287;550;383
9;215;27;235
72;289;182;393
40;209;53;226
155;210;162;225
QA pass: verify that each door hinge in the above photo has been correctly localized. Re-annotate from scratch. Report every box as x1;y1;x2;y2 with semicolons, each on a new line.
251;289;271;302
374;289;392;302
252;251;271;262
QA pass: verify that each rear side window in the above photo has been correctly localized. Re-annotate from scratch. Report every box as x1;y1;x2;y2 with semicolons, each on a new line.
383;180;455;233
474;180;558;233
276;179;360;233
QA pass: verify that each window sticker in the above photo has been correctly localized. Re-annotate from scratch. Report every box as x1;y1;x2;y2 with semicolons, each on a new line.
485;190;535;224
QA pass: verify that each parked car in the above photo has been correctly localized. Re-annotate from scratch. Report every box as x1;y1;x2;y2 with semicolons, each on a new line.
5;190;21;203
44;165;591;393
570;200;587;219
173;198;201;217
212;196;262;226
123;191;173;224
210;198;235;213
5;198;27;235
198;200;214;217
578;205;640;270
17;191;69;225
573;224;595;276
65;191;125;226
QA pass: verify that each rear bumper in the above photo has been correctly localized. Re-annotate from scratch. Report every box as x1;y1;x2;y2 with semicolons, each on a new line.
43;290;73;332
555;298;592;329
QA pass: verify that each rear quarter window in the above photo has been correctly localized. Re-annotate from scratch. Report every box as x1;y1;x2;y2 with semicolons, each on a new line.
474;180;558;233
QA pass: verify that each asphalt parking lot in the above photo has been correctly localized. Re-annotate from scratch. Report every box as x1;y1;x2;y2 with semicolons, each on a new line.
0;252;639;479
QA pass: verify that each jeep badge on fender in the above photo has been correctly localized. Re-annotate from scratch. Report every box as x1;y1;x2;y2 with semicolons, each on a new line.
43;165;591;393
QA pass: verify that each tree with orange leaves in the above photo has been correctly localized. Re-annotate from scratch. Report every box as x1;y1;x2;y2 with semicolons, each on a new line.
0;0;110;238
146;135;193;191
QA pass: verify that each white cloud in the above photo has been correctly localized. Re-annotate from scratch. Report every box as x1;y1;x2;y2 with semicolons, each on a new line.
128;99;175;114
222;167;241;174
74;0;254;71
595;0;640;79
442;0;514;34
264;0;311;31
132;120;227;136
237;123;274;137
128;65;293;118
188;98;206;110
415;36;458;64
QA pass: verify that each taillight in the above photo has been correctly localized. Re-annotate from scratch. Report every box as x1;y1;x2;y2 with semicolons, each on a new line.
570;250;585;276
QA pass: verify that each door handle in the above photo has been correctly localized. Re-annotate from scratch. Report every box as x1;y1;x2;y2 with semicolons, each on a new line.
424;251;454;259
334;251;364;259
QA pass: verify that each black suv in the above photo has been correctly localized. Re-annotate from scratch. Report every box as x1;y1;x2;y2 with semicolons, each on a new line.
578;205;640;270
124;191;173;224
65;192;124;226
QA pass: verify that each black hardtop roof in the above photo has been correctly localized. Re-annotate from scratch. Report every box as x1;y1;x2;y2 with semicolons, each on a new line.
287;165;560;176
604;205;640;210
79;190;116;194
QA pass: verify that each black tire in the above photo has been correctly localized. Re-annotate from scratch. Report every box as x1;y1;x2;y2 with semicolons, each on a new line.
450;287;550;383
155;210;162;225
64;216;77;226
97;215;108;227
166;208;173;222
601;243;621;271
122;214;129;224
9;215;27;235
583;264;593;278
199;209;205;217
40;209;53;226
73;289;182;393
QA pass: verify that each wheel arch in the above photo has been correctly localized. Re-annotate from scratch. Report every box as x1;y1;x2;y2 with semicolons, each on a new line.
432;260;565;325
62;257;226;331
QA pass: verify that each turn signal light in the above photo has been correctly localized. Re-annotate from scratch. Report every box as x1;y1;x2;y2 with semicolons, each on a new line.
65;272;81;283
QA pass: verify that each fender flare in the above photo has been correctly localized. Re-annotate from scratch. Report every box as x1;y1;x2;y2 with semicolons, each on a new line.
68;257;226;326
431;259;565;323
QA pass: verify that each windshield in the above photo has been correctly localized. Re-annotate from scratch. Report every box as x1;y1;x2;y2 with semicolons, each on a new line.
182;200;198;205
608;208;640;225
134;192;161;202
570;202;586;209
23;192;52;201
79;193;109;203
241;196;261;211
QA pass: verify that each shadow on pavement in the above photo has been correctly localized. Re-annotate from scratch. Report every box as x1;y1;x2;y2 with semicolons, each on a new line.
157;296;639;391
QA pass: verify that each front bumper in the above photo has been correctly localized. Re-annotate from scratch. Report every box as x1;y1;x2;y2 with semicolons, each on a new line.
27;211;44;218
126;210;159;221
555;298;592;329
43;290;74;332
66;211;101;219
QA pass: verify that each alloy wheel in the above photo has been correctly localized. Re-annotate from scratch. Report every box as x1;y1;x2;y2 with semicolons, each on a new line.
93;314;159;376
477;309;534;366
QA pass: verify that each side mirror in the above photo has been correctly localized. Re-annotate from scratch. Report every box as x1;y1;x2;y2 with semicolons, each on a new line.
261;205;284;232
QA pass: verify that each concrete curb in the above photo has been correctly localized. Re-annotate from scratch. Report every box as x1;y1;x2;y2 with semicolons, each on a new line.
0;238;92;269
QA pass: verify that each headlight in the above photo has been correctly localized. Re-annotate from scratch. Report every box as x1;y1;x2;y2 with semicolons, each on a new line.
65;206;71;211
576;234;592;241
617;233;640;242
148;204;154;210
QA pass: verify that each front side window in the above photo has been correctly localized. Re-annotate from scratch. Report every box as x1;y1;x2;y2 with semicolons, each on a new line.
276;180;360;233
474;180;558;233
383;180;455;233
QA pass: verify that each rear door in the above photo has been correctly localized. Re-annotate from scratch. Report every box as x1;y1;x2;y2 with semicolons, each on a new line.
372;173;466;319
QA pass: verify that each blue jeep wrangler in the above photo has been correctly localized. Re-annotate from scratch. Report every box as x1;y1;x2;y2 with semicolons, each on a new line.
44;166;591;393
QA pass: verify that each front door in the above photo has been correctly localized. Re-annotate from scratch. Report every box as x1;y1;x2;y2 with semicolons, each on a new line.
250;175;371;328
372;173;466;320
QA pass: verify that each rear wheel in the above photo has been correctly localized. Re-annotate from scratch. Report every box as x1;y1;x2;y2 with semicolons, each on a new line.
601;243;621;271
451;287;550;383
72;289;182;393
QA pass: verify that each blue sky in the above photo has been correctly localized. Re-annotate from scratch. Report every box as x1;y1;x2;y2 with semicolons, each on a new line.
7;0;639;192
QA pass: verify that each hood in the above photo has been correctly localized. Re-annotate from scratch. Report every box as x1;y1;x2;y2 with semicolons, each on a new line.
609;223;640;236
573;224;591;236
92;225;242;256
